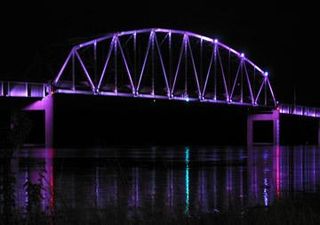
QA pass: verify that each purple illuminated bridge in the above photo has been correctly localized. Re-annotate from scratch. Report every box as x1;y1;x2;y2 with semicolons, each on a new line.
1;28;320;146
52;28;275;106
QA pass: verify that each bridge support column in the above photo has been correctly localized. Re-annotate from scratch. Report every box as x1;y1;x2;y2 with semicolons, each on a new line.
24;95;54;147
247;110;280;145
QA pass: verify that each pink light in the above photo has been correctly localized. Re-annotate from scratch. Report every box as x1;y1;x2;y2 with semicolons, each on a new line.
49;166;54;209
275;145;281;198
45;148;55;211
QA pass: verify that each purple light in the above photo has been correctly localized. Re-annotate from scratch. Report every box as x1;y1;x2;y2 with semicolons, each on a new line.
52;28;280;107
264;71;269;76
275;146;281;198
54;28;270;84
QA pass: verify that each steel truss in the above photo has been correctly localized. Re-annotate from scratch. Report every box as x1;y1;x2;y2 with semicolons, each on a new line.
53;28;276;106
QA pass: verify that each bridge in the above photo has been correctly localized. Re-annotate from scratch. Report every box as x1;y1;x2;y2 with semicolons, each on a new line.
52;28;276;106
1;28;320;147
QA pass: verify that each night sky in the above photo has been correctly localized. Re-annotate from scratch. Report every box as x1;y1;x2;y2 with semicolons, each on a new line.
1;1;319;105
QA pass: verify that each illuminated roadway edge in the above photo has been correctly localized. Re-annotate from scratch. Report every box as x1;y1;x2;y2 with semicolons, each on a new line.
54;89;266;107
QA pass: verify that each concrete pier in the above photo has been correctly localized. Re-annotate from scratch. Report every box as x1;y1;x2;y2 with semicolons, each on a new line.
247;110;280;145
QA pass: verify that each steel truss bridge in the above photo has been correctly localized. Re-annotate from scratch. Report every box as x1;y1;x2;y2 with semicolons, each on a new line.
1;28;319;118
52;28;275;106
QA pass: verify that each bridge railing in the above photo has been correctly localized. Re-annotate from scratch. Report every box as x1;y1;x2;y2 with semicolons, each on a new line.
279;104;320;118
0;81;48;98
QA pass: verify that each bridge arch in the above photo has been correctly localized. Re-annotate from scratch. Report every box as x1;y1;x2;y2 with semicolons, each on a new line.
53;28;276;107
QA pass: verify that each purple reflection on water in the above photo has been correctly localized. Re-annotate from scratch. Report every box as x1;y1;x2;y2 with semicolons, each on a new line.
2;146;320;216
275;145;281;198
128;167;140;209
166;169;174;210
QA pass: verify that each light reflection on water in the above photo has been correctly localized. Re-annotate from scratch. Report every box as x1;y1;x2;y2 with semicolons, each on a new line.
1;145;320;216
185;147;190;215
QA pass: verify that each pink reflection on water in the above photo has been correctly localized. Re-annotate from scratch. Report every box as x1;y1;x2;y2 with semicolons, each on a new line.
275;145;281;198
9;145;320;217
45;148;55;211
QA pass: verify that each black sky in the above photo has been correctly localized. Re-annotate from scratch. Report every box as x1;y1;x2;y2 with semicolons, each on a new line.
0;1;319;105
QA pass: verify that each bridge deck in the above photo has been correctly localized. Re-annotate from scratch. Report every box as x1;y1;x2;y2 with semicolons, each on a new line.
1;80;320;119
279;104;320;118
0;81;47;98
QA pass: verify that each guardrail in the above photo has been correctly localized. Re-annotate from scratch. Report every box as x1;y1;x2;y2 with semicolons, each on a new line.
279;104;320;118
0;81;49;98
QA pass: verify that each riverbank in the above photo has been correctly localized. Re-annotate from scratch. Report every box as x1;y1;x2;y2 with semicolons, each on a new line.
1;193;320;225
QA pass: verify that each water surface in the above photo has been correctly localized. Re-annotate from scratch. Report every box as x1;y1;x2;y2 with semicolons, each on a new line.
1;145;320;217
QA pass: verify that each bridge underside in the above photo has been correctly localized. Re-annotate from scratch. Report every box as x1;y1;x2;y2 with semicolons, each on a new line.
50;93;252;147
280;114;320;145
1;93;320;147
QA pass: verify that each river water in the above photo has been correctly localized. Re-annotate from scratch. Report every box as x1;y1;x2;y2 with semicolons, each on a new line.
1;145;320;217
